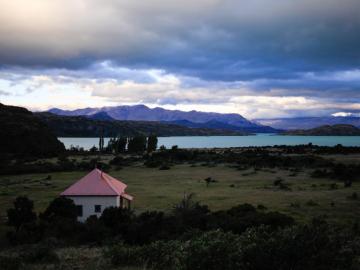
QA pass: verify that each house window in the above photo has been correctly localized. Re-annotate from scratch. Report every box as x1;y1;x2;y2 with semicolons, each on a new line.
94;205;102;213
76;205;83;217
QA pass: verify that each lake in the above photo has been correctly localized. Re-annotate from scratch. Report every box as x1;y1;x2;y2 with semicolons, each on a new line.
58;134;360;149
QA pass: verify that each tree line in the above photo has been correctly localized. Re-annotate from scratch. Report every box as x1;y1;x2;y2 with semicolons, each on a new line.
96;134;158;153
6;194;293;246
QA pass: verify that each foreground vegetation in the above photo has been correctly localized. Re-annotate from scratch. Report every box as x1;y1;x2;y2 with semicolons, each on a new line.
1;144;360;269
1;194;360;270
2;222;360;270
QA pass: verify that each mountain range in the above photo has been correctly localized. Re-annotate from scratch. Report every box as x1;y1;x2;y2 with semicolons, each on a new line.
48;105;278;133
37;112;247;137
255;116;360;130
282;124;360;136
47;105;360;132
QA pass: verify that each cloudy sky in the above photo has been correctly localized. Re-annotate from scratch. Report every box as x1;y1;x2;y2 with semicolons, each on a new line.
0;0;360;119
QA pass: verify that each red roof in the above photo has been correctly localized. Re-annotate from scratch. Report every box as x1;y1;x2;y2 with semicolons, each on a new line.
61;169;132;199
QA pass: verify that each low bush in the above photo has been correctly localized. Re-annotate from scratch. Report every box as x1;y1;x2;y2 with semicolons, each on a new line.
238;221;356;270
306;200;319;206
21;243;59;264
348;192;358;200
181;230;242;270
107;222;359;270
159;163;171;170
105;243;143;267
0;256;21;270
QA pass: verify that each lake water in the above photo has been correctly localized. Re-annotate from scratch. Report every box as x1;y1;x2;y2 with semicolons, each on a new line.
58;134;360;149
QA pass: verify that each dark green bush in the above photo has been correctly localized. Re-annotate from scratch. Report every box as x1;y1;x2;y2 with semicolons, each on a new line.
40;197;77;223
159;163;171;170
107;222;359;270
21;244;59;264
105;243;143;267
139;240;183;270
181;230;242;270
0;256;21;270
109;155;125;166
306;200;319;206
239;222;356;270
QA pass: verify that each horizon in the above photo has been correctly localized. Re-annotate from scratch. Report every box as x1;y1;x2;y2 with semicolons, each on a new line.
35;103;360;120
0;1;359;119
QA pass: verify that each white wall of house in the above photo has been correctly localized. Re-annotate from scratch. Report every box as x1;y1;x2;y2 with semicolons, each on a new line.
66;196;119;222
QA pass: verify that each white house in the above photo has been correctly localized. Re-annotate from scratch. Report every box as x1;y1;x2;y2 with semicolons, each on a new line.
61;168;133;222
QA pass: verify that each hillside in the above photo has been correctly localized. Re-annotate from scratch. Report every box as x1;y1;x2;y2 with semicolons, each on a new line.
36;113;250;137
256;116;360;130
165;119;279;133
48;104;276;133
282;124;360;136
86;111;114;121
0;103;65;156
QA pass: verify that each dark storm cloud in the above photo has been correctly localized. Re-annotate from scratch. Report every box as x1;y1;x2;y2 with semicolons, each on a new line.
1;0;360;82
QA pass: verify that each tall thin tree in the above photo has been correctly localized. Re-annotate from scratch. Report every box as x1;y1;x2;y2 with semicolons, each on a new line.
147;134;158;153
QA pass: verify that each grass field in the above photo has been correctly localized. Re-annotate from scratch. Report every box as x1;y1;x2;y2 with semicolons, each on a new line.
1;156;360;268
1;160;359;226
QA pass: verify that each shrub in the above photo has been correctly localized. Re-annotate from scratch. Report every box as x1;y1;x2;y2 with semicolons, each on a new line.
107;231;242;270
130;211;167;244
109;155;125;166
7;196;37;233
100;207;134;241
279;182;291;191
0;256;21;270
290;202;301;208
306;200;319;206
159;163;171;170
311;169;329;178
139;240;183;270
40;197;77;223
144;159;162;168
105;243;143;267
21;243;59;264
257;204;267;210
39;197;80;241
78;215;110;244
173;193;210;231
181;230;242;270
208;204;294;234
348;192;358;200
107;223;358;270
273;178;283;186
238;221;356;270
344;179;352;188
6;220;43;245
106;240;182;270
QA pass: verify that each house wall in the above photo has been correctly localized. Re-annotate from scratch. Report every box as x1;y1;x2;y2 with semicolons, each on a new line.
66;196;119;222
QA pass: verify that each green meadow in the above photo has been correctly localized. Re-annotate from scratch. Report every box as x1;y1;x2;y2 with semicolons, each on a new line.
1;154;360;269
1;159;359;226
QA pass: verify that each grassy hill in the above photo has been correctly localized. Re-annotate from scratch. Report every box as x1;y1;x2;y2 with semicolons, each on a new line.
0;104;65;157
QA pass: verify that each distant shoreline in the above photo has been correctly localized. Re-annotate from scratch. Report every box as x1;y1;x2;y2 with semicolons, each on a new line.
58;134;360;150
